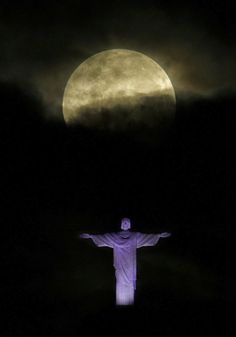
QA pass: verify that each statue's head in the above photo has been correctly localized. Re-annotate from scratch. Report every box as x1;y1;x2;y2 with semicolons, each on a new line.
121;218;131;230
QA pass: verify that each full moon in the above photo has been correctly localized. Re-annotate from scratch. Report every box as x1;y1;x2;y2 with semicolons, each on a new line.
63;49;176;132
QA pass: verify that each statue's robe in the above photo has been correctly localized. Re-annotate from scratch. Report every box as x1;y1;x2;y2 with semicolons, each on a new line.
90;230;160;305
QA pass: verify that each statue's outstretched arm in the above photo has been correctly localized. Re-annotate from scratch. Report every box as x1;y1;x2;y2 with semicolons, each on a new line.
79;233;115;247
137;232;171;248
159;232;171;238
137;233;160;247
80;233;91;239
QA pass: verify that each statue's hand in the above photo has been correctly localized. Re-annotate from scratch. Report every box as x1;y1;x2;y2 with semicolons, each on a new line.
80;233;91;239
159;232;171;238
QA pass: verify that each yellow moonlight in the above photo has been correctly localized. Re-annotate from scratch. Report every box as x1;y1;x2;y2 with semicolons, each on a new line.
63;49;176;131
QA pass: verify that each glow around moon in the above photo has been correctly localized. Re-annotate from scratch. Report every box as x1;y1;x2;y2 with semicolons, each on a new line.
63;49;176;131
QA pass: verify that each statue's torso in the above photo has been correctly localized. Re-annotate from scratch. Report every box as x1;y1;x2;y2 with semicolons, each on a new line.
112;231;137;284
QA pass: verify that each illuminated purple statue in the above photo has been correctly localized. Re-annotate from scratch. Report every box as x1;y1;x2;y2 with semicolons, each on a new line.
80;218;171;306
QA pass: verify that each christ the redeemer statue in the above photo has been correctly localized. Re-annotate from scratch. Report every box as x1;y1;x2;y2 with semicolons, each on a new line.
80;218;171;306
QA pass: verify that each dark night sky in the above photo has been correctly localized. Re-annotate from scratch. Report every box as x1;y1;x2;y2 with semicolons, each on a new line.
1;1;236;336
